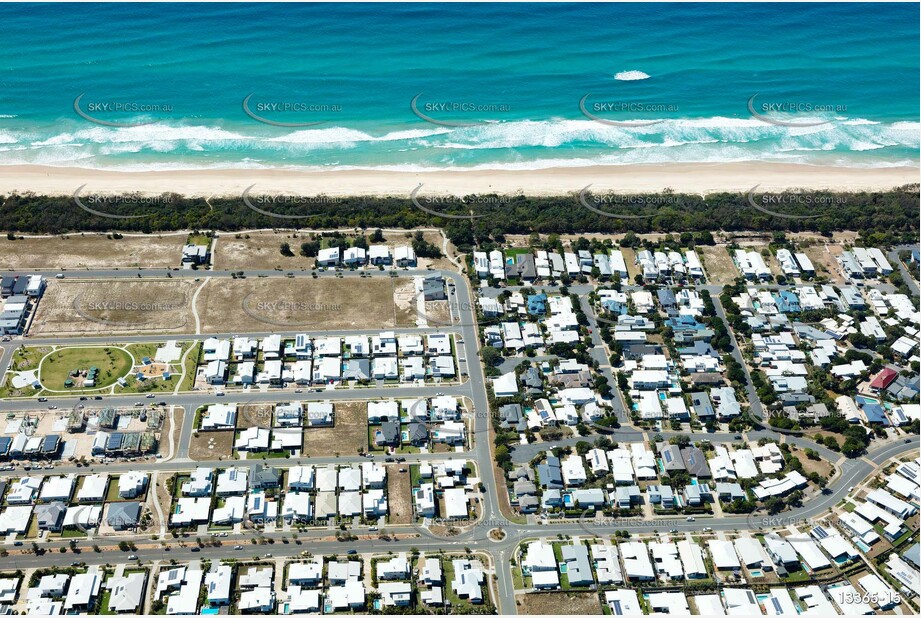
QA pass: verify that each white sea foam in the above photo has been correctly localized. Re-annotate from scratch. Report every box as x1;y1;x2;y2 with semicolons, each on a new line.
614;70;651;81
0;117;915;170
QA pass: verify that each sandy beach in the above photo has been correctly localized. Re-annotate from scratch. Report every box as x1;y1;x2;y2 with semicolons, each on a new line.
0;163;916;198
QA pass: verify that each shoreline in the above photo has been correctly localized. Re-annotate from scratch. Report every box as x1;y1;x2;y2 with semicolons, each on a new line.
0;162;917;197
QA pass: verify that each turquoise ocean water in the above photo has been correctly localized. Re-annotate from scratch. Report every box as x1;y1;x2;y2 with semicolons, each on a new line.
0;3;917;171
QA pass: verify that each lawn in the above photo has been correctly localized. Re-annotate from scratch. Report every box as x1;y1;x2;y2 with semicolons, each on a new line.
39;346;133;391
186;233;212;247
178;343;202;391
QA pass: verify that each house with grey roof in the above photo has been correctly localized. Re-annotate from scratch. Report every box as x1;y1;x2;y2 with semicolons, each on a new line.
422;275;447;301
681;446;710;478
107;502;142;530
658;444;686;474
690;392;714;419
541;489;563;509
374;422;401;447
614;485;641;509
499;404;525;431
715;482;746;502
405;423;428;446
35;502;66;532
647;485;674;509
518;495;539;513
342;359;371;382
561;544;594;587
249;465;281;490
537;455;563;490
513;479;537;498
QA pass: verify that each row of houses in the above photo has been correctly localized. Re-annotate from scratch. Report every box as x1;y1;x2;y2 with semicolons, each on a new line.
203;332;456;385
22;566;145;615
0;274;44;334
200;401;333;431
147;552;487;615
475;245;704;284
315;244;416;268
635;249;704;282
838;247;894;280
521;534;895;612
412;460;474;520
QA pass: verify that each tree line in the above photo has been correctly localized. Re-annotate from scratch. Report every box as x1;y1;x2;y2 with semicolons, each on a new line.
1;187;917;249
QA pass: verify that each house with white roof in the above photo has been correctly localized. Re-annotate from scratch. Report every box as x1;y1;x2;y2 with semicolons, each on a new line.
604;589;641;615
76;474;109;502
620;541;655;581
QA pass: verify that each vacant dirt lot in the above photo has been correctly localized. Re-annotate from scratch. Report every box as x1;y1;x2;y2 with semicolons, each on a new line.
197;277;403;332
238;403;274;429
31;279;197;335
386;463;412;525
189;429;235;461
0;234;187;270
302;401;368;457
517;592;602;615
213;231;313;271
619;247;642;282
393;278;420;327
698;245;738;284
801;243;845;283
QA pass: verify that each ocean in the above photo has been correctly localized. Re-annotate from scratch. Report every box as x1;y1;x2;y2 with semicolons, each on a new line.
0;2;917;172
